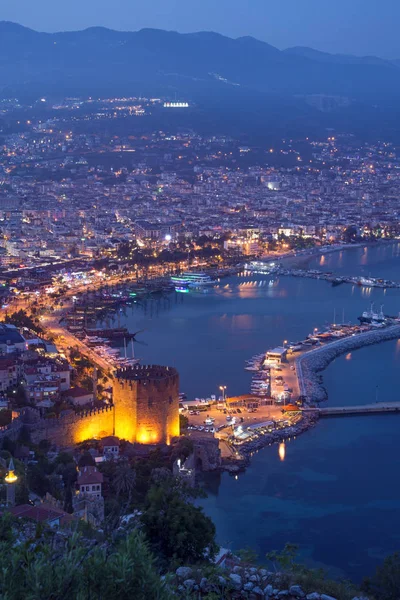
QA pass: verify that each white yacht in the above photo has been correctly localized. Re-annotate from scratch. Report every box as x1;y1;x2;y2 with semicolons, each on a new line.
171;272;215;289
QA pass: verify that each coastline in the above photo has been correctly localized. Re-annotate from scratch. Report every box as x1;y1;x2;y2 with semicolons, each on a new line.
225;324;400;468
296;324;400;403
263;239;396;271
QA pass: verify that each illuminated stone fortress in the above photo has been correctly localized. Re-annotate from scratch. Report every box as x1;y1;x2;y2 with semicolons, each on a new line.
11;364;181;448
112;365;180;445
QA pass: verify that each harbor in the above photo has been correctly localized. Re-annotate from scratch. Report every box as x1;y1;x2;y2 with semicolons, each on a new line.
245;259;400;289
37;243;400;579
207;311;400;460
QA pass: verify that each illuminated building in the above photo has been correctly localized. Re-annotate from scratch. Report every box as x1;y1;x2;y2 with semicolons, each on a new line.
25;365;180;448
163;102;189;108
223;238;261;256
113;365;180;445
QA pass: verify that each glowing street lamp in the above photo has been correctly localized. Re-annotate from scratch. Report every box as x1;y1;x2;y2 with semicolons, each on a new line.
219;385;227;402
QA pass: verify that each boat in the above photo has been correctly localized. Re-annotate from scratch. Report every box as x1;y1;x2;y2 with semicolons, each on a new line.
171;272;215;289
84;327;132;339
84;335;110;345
359;303;385;324
117;357;141;366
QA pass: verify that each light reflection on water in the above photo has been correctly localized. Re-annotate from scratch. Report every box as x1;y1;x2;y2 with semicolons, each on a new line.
116;242;400;581
279;442;286;461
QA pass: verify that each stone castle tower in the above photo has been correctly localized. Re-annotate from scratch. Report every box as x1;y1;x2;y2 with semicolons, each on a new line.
112;365;180;445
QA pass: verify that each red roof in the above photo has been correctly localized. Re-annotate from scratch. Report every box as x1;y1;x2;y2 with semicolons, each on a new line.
78;466;103;485
100;436;120;448
9;504;73;525
24;367;37;375
282;404;301;412
68;386;93;398
0;359;16;370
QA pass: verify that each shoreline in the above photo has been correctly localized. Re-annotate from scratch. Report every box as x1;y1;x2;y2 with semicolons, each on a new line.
225;324;400;469
296;324;400;403
263;239;397;271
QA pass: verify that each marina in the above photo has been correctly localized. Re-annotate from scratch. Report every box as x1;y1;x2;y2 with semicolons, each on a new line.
39;241;400;579
246;259;400;289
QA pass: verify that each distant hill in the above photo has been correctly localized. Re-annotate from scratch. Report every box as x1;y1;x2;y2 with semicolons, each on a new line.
1;22;400;140
283;46;395;67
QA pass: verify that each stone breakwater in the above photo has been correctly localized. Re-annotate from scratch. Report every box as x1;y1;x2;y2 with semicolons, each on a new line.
225;325;400;468
296;325;400;403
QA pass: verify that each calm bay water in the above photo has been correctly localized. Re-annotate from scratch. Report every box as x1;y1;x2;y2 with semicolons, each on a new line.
117;241;400;580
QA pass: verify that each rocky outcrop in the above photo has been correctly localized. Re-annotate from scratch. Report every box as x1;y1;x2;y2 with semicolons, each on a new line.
174;565;367;599
192;435;221;471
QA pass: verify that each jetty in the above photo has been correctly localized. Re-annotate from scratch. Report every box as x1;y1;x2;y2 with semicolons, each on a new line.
304;402;400;417
296;324;400;402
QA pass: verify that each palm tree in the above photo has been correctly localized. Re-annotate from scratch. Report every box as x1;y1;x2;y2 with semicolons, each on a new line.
113;464;136;505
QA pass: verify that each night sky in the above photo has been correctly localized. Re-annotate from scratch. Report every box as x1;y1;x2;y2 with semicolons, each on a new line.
1;0;398;58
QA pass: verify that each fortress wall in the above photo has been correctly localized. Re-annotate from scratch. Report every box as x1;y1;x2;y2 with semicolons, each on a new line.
1;364;181;448
113;377;138;442
28;407;114;446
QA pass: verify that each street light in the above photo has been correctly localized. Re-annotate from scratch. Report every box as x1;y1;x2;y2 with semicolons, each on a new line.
219;385;227;402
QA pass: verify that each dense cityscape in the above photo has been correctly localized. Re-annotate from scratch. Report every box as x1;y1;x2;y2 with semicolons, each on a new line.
1;13;400;600
1;96;400;276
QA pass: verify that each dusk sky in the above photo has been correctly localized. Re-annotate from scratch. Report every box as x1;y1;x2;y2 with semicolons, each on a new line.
1;0;399;58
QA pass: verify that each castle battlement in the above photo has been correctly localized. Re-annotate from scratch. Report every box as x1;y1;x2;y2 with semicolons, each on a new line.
0;365;180;448
115;365;178;385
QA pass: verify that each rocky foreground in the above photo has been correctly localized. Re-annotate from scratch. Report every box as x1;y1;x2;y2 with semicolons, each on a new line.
174;565;368;599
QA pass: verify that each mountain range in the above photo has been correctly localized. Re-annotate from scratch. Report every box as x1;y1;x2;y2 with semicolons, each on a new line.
2;21;400;140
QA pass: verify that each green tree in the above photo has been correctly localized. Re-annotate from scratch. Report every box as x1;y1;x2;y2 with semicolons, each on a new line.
81;530;173;600
113;464;136;504
78;451;96;467
0;409;12;427
0;522;173;600
237;546;259;564
3;309;43;334
27;463;50;497
142;481;218;563
170;436;193;465
179;413;189;431
362;551;400;600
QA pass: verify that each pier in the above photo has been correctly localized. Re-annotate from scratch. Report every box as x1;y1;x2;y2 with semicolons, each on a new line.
304;402;400;417
296;324;400;402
